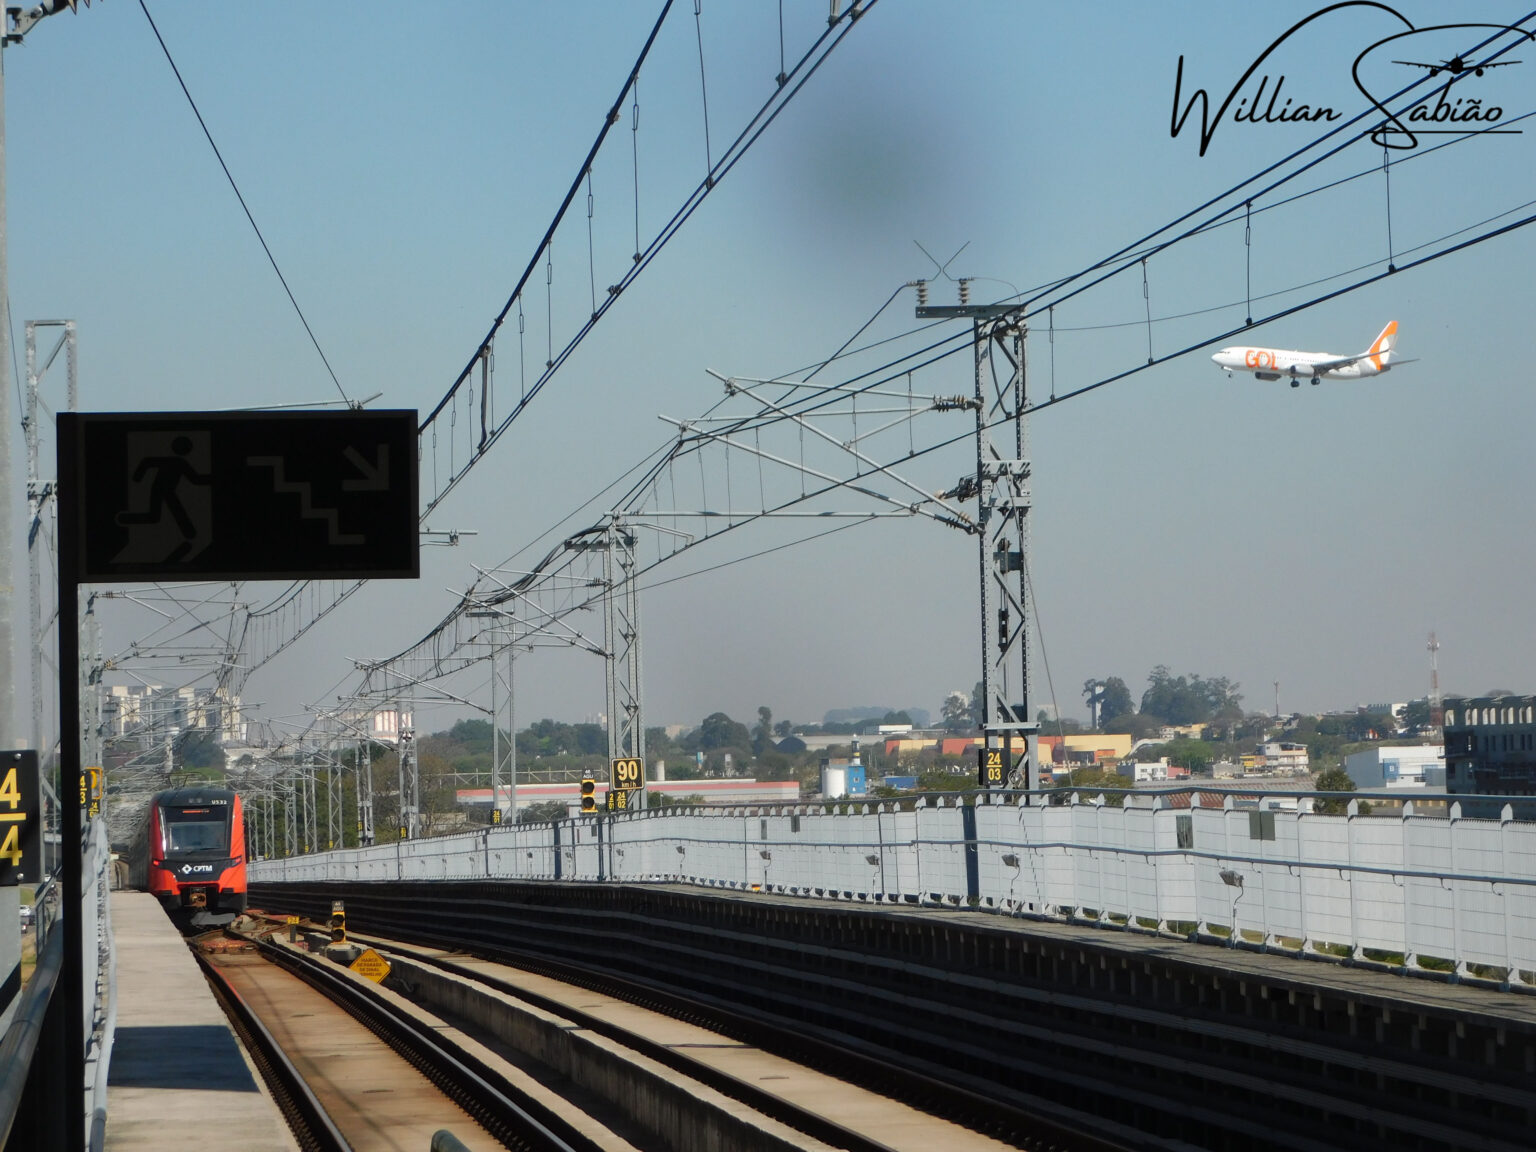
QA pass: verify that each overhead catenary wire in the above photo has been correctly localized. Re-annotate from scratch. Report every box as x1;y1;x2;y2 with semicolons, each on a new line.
137;0;351;408
132;9;1536;729
313;177;1536;728
1018;15;1535;321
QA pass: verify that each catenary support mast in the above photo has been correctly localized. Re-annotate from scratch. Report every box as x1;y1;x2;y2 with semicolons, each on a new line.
918;292;1042;795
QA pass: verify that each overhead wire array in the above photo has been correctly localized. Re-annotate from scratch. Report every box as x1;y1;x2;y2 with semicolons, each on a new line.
228;0;882;688
95;11;1536;801
305;14;1536;734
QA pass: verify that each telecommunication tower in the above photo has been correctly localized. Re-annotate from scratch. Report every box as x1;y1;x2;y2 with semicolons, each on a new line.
1428;631;1442;728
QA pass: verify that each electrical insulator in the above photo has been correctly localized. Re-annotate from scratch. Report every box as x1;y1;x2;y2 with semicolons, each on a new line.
916;280;928;308
959;278;970;305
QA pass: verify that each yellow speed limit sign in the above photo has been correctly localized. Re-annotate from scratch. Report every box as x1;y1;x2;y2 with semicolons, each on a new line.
610;757;643;791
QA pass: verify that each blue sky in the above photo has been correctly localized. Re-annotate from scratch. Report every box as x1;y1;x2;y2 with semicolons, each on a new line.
10;2;1536;738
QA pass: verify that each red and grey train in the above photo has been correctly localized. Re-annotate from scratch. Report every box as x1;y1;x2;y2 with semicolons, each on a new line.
128;787;247;914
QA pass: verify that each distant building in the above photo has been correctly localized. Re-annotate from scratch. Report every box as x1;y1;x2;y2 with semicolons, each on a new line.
1116;758;1190;783
820;754;867;799
1344;745;1445;789
100;683;246;745
1259;741;1310;775
457;778;801;818
1443;696;1536;795
1041;733;1134;766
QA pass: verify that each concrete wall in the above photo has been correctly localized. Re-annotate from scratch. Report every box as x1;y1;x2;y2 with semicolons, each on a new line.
254;792;1536;982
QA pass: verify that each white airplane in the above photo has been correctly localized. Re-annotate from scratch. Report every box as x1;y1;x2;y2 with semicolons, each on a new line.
1211;321;1405;387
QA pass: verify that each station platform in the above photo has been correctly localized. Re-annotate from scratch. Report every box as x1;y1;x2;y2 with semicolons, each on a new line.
104;891;295;1152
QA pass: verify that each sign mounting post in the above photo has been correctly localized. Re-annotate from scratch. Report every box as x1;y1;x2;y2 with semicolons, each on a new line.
55;409;419;1144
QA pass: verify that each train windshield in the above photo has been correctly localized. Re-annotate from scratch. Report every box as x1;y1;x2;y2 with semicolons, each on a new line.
162;806;229;853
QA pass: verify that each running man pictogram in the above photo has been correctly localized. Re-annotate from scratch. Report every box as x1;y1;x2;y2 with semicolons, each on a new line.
111;431;214;565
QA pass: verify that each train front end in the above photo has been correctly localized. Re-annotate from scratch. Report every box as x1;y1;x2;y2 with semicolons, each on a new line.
144;789;247;914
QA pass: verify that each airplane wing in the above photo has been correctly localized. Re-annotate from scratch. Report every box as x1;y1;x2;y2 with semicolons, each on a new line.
1303;353;1416;372
1299;353;1366;371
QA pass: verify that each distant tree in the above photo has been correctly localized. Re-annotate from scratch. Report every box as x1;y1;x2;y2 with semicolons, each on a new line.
179;729;225;771
1038;710;1084;734
446;718;493;752
1140;666;1242;727
517;800;569;824
756;750;795;781
1314;767;1358;815
775;735;807;755
970;681;984;727
773;719;793;738
880;711;913;727
1345;711;1396;742
1485;688;1516;698
645;726;679;761
1105;711;1166;740
1161;736;1213;774
752;707;774;757
1082;679;1106;727
1400;699;1433;731
941;691;972;732
1051;768;1128;805
917;765;978;794
698;712;751;751
1099;677;1135;726
649;792;707;809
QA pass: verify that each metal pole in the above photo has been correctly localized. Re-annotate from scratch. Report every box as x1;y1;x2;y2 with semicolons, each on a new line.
508;645;518;823
0;40;15;752
917;297;1038;797
489;632;500;821
358;732;373;846
25;323;39;757
56;411;86;1150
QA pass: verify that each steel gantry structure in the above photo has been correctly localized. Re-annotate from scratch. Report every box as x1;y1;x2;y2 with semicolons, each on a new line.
917;293;1041;794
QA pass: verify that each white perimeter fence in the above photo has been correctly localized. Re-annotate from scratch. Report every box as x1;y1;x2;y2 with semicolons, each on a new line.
250;791;1536;985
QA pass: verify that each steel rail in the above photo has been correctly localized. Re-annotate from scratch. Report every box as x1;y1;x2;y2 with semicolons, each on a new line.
253;883;1536;1152
196;952;351;1152
248;935;600;1152
342;921;1129;1152
355;932;911;1152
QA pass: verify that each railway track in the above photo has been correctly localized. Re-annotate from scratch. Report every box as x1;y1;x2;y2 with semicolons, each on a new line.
250;880;1536;1152
196;929;609;1151
202;917;1063;1152
340;926;1119;1152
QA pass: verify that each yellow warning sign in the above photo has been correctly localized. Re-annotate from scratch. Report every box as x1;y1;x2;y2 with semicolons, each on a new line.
349;948;391;983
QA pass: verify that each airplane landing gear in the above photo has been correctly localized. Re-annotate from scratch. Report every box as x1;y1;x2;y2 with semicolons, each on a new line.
1290;379;1300;388
1311;376;1320;385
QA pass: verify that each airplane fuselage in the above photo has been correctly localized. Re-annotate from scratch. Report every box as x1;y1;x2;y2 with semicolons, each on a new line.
1210;346;1387;381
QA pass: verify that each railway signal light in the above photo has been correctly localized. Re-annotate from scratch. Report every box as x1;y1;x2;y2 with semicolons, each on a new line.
580;777;597;813
329;900;346;944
